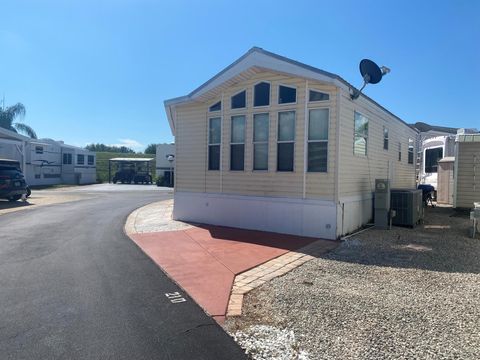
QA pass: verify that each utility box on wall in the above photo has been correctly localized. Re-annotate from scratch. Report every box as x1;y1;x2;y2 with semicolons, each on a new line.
374;179;391;229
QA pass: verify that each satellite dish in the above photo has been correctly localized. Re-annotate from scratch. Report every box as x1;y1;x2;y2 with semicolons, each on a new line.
351;59;390;100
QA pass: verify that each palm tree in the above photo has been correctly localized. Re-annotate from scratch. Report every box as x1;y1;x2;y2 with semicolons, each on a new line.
0;102;37;139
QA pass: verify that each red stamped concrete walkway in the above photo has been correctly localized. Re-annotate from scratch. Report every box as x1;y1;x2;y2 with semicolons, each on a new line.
130;225;320;323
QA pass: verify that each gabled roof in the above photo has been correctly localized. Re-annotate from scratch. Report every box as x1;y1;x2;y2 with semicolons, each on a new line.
164;47;412;135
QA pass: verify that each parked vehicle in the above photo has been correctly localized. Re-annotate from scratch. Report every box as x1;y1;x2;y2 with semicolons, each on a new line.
112;168;136;184
0;159;28;201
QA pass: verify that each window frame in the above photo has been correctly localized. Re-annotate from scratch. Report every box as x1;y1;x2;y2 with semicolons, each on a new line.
253;81;271;108
398;142;402;162
230;89;247;110
408;138;414;165
277;110;296;172
277;84;297;105
307;107;329;173
253;113;269;171
35;146;44;154
208;100;222;113
308;89;330;103
77;154;85;165
208;117;222;171
230;115;246;171
383;126;389;150
353;111;369;156
63;153;72;165
88;155;95;166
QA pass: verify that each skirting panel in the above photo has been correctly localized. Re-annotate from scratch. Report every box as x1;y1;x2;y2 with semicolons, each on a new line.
173;191;337;240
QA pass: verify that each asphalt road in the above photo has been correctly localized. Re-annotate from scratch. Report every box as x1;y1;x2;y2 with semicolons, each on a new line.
0;185;246;360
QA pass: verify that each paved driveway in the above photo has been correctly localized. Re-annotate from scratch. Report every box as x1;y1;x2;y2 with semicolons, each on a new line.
0;184;245;360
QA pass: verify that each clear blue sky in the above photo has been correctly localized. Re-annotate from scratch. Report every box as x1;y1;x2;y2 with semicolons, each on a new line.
0;0;478;151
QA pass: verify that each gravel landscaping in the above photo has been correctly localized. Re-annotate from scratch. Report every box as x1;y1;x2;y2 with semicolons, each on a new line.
226;206;480;359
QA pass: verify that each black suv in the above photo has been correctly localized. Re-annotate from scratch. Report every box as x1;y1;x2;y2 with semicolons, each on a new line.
0;159;28;202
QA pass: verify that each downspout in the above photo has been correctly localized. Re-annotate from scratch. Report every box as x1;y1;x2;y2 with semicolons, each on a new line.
453;138;459;208
220;92;224;193
335;88;342;237
302;80;308;199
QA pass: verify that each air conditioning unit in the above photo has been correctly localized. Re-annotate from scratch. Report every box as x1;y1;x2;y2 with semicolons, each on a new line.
391;189;424;227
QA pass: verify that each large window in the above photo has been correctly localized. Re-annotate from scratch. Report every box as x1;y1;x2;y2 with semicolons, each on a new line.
408;138;414;164
383;127;389;150
278;85;296;104
308;109;329;172
354;112;368;156
88;155;95;166
277;111;295;171
425;147;443;173
208;117;221;170
230;115;245;171
254;82;270;107
253;113;269;170
77;154;85;165
63;153;72;165
231;90;246;109
309;90;329;102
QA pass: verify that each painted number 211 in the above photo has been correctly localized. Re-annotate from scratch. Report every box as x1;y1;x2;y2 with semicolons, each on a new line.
165;292;186;303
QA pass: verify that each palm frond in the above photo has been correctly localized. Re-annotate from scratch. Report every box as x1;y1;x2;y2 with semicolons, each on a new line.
13;122;37;139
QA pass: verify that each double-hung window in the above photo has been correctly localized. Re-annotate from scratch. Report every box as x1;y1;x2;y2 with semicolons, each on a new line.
354;112;368;156
253;113;269;170
77;154;85;165
88;155;95;166
308;109;329;172
208;117;221;170
63;153;72;165
230;115;245;171
277;111;295;171
408;138;414;164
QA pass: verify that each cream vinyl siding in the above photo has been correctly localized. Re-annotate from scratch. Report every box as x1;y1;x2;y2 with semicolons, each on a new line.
337;88;416;198
174;70;337;199
456;142;480;208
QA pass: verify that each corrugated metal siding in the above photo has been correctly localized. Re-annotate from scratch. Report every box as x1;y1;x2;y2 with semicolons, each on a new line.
337;89;417;198
456;142;480;208
174;70;337;199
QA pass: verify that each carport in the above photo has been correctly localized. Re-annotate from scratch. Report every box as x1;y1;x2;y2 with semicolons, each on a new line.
108;158;154;184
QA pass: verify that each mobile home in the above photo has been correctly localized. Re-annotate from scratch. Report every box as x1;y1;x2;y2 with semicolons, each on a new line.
164;47;418;239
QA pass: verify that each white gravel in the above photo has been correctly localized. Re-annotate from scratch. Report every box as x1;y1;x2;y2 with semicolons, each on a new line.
231;325;309;360
226;207;480;359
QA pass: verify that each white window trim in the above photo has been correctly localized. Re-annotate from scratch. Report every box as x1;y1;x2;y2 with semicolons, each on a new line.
208;100;222;113
308;88;331;103
253;81;271;108
252;113;269;172
277;110;296;172
277;83;297;106
353;110;368;157
230;89;247;110
208;117;221;171
307;107;329;173
230;115;246;171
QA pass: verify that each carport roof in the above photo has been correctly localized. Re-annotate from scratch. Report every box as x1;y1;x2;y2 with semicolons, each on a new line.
109;158;154;162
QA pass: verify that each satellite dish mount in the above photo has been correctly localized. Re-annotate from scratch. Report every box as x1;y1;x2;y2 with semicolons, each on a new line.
350;59;390;100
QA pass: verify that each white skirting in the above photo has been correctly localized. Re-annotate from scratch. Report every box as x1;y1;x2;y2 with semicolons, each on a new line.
173;191;338;240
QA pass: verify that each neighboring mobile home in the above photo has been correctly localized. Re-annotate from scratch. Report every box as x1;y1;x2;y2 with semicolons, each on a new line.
155;143;175;180
0;127;96;186
164;47;418;239
454;133;480;208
